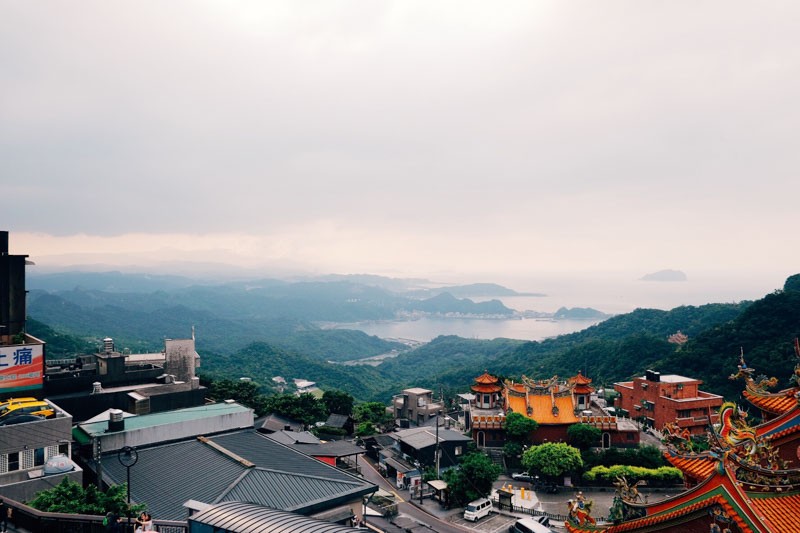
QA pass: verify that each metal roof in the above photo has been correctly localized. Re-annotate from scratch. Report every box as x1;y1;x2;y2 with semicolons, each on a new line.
189;501;358;533
392;427;471;449
77;402;252;437
100;430;375;521
220;469;368;514
266;430;321;446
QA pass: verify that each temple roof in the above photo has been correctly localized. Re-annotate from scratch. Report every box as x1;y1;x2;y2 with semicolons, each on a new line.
474;371;499;385
570;371;593;386
565;461;800;533
663;452;717;483
743;387;799;416
472;383;502;393
506;388;578;425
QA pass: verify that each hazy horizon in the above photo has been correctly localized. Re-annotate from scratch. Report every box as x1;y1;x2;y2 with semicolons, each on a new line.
4;2;799;291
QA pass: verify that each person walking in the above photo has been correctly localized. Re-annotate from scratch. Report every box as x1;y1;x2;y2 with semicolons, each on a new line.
0;498;8;533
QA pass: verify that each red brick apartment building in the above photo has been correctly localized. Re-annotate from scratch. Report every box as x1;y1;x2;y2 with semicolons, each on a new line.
614;370;722;435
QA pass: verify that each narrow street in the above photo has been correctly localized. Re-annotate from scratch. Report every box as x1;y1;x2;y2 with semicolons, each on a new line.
360;458;473;533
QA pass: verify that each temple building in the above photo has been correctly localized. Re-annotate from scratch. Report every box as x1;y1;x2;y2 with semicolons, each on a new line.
565;344;800;533
468;371;638;449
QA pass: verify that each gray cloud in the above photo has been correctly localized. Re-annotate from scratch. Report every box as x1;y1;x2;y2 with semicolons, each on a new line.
1;1;798;278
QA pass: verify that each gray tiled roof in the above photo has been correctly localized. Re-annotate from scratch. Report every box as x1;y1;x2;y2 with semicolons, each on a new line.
100;430;375;521
189;501;357;533
325;413;351;428
258;413;303;433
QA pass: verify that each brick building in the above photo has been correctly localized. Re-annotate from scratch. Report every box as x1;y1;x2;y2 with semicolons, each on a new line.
614;370;722;435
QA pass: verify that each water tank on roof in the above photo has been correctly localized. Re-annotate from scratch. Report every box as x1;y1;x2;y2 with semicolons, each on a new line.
108;409;125;432
43;454;73;475
103;337;115;354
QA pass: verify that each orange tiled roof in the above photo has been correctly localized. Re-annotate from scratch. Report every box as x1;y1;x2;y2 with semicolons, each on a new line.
474;372;499;385
507;392;578;424
664;453;716;482
570;371;593;386
748;491;800;531
573;384;594;395
743;388;798;416
472;383;501;393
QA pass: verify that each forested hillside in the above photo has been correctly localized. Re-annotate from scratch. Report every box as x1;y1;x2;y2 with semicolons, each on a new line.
25;272;800;404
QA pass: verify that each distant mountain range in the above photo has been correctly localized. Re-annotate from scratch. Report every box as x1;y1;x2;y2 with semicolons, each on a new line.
27;270;800;403
640;269;688;282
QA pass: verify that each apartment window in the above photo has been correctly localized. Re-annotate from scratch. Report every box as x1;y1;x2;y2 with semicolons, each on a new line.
7;452;19;472
35;448;45;467
678;409;692;418
627;432;635;441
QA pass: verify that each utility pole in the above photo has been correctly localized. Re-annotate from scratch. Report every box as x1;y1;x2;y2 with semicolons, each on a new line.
435;414;440;479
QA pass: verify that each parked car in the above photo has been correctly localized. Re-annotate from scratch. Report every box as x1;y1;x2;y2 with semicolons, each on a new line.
0;399;54;419
0;414;45;426
463;498;493;522
512;472;534;482
508;516;553;533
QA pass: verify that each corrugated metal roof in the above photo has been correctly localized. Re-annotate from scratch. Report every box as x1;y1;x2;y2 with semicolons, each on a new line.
393;427;471;449
78;402;252;437
221;469;367;514
209;431;357;482
100;430;375;521
101;439;247;520
189;501;357;532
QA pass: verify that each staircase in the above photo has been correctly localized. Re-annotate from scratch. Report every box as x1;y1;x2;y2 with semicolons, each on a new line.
485;447;505;469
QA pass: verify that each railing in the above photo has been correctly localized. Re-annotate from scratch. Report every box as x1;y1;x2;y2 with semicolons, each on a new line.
472;415;505;429
4;497;188;533
502;502;607;525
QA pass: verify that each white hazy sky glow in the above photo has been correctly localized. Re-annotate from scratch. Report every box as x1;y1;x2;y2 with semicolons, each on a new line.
2;1;799;287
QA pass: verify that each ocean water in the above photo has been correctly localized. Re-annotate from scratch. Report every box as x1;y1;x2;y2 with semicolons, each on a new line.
338;316;603;343
339;270;784;343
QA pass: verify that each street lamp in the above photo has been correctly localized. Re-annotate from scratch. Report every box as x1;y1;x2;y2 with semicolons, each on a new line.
414;461;424;504
117;446;138;529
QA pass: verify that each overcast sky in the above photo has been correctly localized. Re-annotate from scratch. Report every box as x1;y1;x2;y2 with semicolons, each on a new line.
2;1;799;287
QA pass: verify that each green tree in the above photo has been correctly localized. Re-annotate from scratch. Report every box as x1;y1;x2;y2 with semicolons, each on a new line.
355;421;376;437
264;393;326;426
209;379;268;415
28;478;144;516
567;423;602;450
442;451;501;505
522;442;583;479
784;273;800;293
504;412;539;442
322;390;354;416
354;401;393;429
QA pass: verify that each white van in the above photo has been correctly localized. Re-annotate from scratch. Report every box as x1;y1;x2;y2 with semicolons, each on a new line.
463;498;493;522
508;517;553;533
